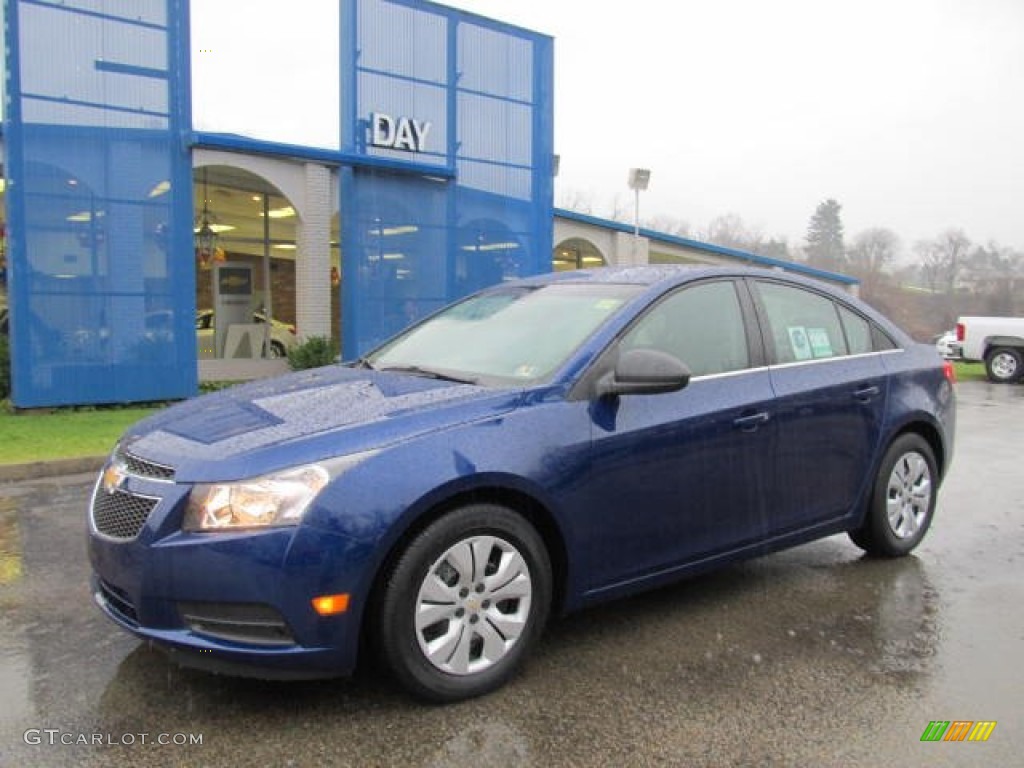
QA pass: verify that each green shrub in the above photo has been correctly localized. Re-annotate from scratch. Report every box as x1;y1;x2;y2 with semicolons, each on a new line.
286;335;338;371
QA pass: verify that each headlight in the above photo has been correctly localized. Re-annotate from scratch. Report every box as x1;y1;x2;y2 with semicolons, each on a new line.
183;464;329;532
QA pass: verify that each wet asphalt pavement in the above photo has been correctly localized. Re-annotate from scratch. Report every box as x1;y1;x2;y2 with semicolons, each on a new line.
0;381;1021;767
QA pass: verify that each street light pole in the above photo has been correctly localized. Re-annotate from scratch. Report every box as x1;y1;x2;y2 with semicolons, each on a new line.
627;168;651;262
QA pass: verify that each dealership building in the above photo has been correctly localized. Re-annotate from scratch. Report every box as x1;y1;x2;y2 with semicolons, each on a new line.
0;0;854;408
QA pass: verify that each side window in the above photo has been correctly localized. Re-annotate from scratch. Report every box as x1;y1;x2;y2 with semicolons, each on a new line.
755;281;848;364
838;305;873;355
620;281;750;377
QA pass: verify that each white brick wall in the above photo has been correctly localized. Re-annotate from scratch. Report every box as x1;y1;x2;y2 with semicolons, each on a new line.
295;163;333;341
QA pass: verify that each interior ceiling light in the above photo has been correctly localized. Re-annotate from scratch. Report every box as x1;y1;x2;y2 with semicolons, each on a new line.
260;206;295;219
194;168;219;258
460;241;520;252
147;180;171;198
272;243;297;250
67;211;105;222
368;225;419;236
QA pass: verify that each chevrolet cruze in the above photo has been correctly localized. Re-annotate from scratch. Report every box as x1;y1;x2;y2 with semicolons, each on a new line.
88;266;955;702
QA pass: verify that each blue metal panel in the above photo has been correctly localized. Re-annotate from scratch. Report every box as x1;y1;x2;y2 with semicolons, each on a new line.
341;0;555;359
4;0;196;406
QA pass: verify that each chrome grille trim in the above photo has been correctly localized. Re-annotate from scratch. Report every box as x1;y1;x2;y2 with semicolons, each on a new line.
118;449;175;482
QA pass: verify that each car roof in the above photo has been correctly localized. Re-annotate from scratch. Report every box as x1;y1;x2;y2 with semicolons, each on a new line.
512;264;835;291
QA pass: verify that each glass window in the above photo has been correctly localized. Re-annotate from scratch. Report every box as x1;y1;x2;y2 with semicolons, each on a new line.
620;281;750;377
756;281;848;364
838;305;873;355
366;283;643;385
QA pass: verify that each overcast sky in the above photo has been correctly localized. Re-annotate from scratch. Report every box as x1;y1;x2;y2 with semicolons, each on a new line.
446;0;1024;254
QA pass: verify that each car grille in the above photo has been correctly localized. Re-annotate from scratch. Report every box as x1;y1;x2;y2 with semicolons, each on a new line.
92;488;159;540
118;449;175;481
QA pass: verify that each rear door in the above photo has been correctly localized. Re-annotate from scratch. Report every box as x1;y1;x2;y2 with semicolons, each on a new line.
749;279;888;535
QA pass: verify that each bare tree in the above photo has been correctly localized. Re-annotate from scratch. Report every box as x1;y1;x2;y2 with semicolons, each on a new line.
848;228;900;296
699;213;763;252
556;187;595;215
643;214;691;238
914;229;970;295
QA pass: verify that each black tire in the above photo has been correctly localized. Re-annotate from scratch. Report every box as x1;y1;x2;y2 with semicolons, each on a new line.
270;341;286;359
984;346;1023;383
376;504;551;702
849;434;937;557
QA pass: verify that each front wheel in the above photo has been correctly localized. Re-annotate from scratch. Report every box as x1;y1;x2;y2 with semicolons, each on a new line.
849;434;937;557
376;504;552;702
985;347;1023;383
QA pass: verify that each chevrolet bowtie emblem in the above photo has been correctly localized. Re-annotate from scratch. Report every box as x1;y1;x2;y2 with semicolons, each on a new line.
102;464;126;495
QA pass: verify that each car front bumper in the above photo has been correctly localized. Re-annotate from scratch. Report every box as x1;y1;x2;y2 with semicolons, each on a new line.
86;468;372;680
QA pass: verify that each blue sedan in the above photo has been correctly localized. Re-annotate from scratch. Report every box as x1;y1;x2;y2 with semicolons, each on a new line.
87;266;955;702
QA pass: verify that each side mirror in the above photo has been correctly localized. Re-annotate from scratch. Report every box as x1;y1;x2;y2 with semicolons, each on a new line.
595;348;691;398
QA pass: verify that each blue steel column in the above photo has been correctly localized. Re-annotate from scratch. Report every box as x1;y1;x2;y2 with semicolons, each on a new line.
3;0;30;403
531;34;555;276
170;0;198;390
339;0;358;359
445;13;458;304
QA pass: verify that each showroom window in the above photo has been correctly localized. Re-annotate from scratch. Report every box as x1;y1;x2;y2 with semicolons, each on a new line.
620;281;750;377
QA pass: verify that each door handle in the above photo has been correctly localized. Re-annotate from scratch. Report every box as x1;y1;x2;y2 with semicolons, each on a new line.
853;385;880;402
733;411;770;431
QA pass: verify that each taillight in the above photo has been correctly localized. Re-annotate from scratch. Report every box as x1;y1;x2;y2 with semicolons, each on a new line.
943;360;956;383
955;322;965;341
289;325;297;336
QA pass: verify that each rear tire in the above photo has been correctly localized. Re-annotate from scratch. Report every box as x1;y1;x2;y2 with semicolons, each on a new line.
849;434;937;557
984;346;1023;383
376;504;551;702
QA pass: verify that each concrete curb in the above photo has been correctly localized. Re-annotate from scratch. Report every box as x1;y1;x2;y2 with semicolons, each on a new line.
0;456;105;483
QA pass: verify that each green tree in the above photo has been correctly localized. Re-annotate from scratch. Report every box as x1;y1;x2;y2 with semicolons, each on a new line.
804;199;846;271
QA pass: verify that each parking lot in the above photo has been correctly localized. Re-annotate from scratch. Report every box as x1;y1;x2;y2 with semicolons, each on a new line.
0;380;1021;767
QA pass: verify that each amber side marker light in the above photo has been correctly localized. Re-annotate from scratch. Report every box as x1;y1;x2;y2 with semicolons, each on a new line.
312;594;350;616
943;361;956;383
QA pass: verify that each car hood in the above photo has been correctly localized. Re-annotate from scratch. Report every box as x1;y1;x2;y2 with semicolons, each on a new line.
120;366;522;482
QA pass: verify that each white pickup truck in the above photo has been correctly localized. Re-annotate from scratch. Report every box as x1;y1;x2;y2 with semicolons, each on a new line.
955;316;1024;383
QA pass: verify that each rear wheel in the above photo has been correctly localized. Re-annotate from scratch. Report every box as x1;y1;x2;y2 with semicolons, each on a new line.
849;434;937;557
377;504;551;702
984;347;1023;383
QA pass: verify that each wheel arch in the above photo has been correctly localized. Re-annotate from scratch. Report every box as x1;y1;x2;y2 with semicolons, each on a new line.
360;480;571;661
982;335;1024;354
891;419;947;480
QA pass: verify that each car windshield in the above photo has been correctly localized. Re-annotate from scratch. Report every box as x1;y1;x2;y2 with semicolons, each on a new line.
364;282;643;386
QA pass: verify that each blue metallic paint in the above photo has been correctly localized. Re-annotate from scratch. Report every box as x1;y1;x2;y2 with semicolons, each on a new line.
87;266;955;680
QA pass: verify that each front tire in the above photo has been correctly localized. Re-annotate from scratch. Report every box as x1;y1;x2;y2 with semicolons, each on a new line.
849;434;937;557
985;346;1023;383
377;504;552;702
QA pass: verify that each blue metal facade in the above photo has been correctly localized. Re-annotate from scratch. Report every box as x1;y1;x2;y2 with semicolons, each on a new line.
341;0;554;355
3;0;553;405
4;0;195;407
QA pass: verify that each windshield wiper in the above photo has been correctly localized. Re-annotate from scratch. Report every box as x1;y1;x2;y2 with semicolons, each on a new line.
351;357;375;370
378;365;478;385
